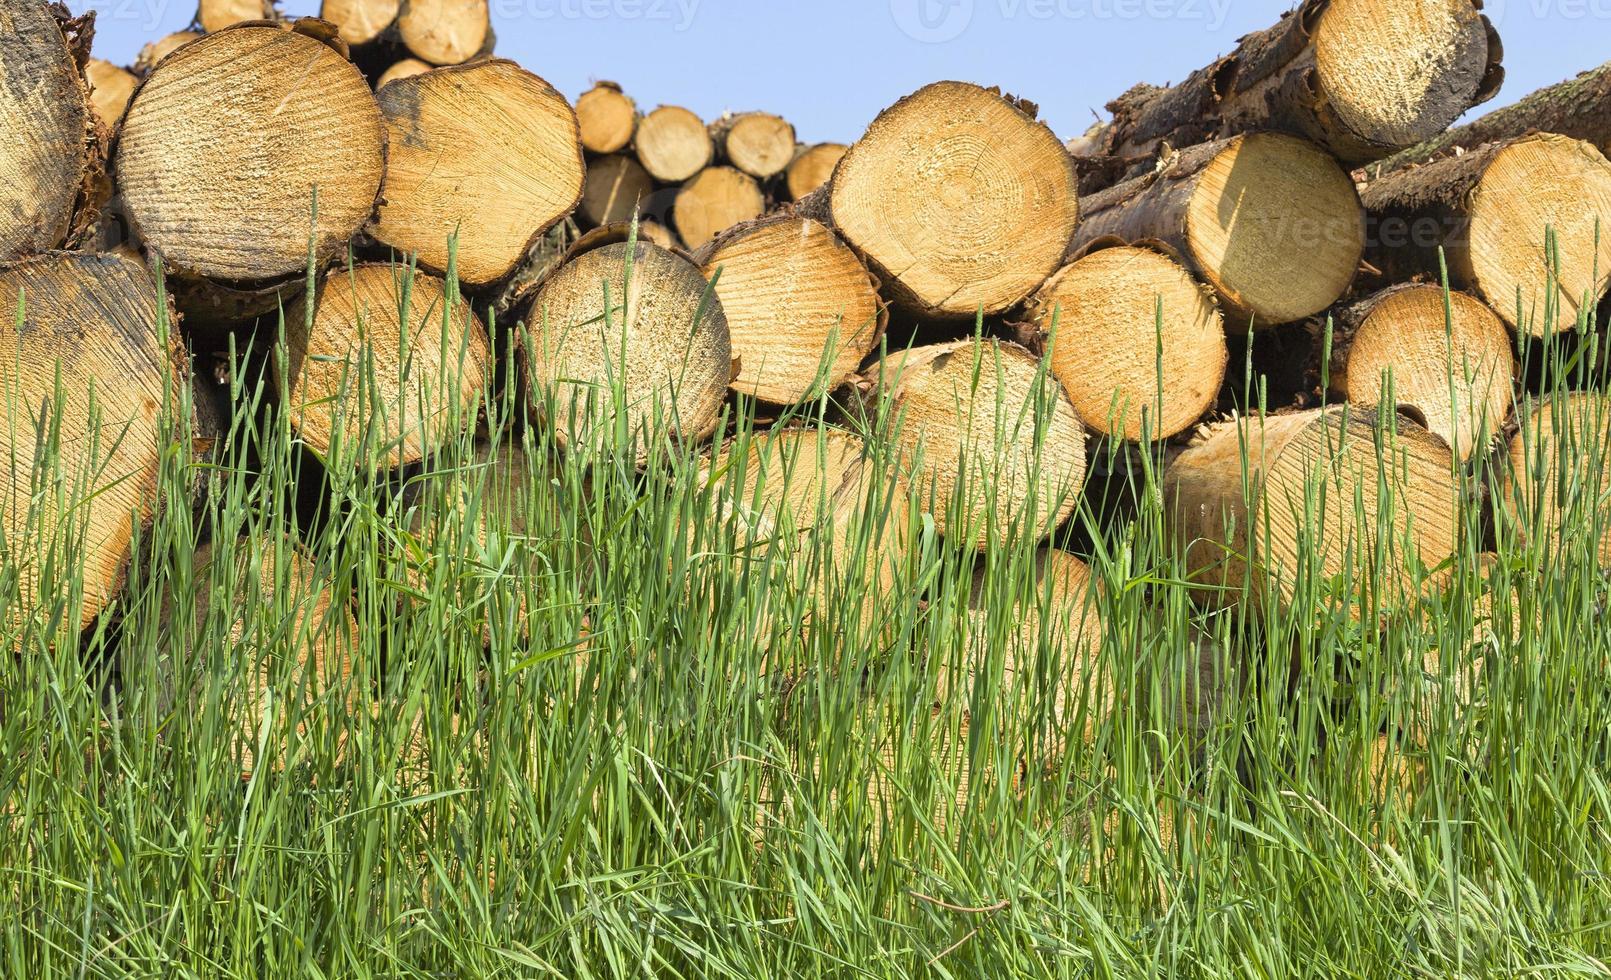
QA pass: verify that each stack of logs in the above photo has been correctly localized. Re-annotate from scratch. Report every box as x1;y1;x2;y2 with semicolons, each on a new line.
5;0;1611;715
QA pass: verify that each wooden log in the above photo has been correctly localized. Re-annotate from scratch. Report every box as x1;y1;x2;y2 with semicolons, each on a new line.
84;59;137;134
522;241;732;459
396;0;489;66
693;215;885;405
195;0;276;32
280;263;492;469
1360;133;1611;338
578;153;655;228
155;535;357;777
369;59;584;288
321;0;401;47
1072;133;1364;329
116;22;386;286
1164;407;1459;612
711;112;797;181
0;253;184;636
575;81;638;155
1498;392;1611;565
1369;60;1611;178
0;0;97;263
785;142;846;201
673;166;765;250
375;57;431;87
864;339;1087;550
1086;0;1500;184
826;82;1079;319
1310;284;1513;462
1025;244;1226;441
134;32;201;74
634;105;714;183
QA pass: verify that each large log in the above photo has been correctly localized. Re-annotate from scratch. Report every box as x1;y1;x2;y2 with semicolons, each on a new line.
673;166;765;250
281;263;492;469
693;215;885;405
1085;0;1500;185
864;339;1087;550
116;22;386;286
0;0;98;263
634;105;714;183
0;253;184;636
369;59;584;288
825;82;1079;319
84;59;137;135
1498;392;1611;566
1164;407;1459;613
710;112;797;181
1025;244;1226;441
575;81;638;155
1310;284;1513;462
578;154;655;228
522;241;732;459
785;142;846;202
396;0;489;65
195;0;276;32
1369;60;1611;177
1072;133;1364;329
1360;133;1611;337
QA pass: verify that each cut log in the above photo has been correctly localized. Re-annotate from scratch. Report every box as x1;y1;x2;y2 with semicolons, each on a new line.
0;253;182;636
1025;245;1226;441
281;263;492;469
396;0;489;65
375;57;431;87
134;32;201;74
1073;133;1364;329
673;166;765;250
523;241;731;458
576;81;638;155
0;0;96;263
369;59;584;288
578;153;655;228
155;536;357;776
1312;284;1513;462
694;215;885;405
1360;133;1611;338
321;0;400;47
711;112;797;181
1498;392;1611;565
196;0;276;32
1164;407;1459;613
828;82;1079;319
865;339;1087;550
1370;60;1611;177
785;142;846;201
1086;0;1500;184
116;23;386;285
634;105;714;183
84;59;137;134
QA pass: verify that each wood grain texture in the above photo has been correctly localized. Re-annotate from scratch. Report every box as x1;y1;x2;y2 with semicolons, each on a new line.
673;166;765;250
785;143;846;202
576;81;637;155
635;105;713;183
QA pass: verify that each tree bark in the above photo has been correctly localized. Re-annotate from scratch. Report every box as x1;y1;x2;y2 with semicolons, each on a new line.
634;105;713;183
575;81;638;155
673;166;765;250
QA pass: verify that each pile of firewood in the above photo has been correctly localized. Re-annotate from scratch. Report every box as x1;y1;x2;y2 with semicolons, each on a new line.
5;0;1611;653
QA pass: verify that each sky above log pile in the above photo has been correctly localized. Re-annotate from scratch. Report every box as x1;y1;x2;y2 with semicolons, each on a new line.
76;0;1611;145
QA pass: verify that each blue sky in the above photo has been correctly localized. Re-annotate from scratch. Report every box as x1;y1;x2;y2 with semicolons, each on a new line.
78;0;1610;146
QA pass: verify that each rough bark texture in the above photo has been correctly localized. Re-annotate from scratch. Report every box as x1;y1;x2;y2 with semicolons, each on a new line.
0;253;185;636
673;166;765;250
369;59;584;288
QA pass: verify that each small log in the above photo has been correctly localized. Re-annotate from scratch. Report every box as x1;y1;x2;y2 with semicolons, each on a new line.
320;0;401;47
396;0;489;66
710;111;797;181
1025;244;1226;441
1164;407;1459;612
575;81;638;155
864;339;1087;551
195;0;276;32
693;215;885;405
281;263;492;469
1311;284;1514;461
1360;133;1611;338
522;241;732;458
116;22;386;286
369;59;584;288
578;153;655;228
673;166;765;250
634;105;714;183
134;32;201;74
375;57;431;87
827;82;1079;319
785;142;846;201
1072;133;1364;329
84;59;137;134
1497;392;1611;566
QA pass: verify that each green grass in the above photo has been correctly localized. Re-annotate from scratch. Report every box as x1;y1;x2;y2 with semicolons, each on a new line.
3;241;1611;978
